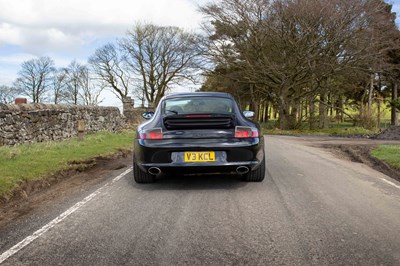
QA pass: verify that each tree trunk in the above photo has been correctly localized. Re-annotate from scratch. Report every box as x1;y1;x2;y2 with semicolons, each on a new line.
291;104;298;128
377;95;381;129
329;94;334;120
309;95;316;130
298;101;302;125
319;93;328;129
392;83;399;126
336;96;344;123
273;107;278;120
304;99;308;118
259;103;265;122
249;84;259;121
368;73;374;113
358;89;367;127
261;102;267;123
278;95;291;129
340;97;344;122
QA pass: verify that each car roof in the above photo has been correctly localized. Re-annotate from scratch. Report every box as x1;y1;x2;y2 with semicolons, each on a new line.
163;92;234;100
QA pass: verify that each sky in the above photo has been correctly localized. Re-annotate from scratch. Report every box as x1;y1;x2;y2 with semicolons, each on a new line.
0;0;206;107
0;0;399;108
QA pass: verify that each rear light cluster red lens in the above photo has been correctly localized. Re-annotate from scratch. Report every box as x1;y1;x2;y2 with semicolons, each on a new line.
234;126;259;138
139;128;163;139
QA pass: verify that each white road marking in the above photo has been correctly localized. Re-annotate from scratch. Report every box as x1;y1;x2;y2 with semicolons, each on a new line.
0;167;132;264
380;178;400;189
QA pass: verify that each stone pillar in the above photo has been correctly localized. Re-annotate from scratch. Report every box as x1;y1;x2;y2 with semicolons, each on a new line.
122;96;135;123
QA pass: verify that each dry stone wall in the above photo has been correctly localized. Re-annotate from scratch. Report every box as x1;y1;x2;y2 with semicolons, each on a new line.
0;104;125;145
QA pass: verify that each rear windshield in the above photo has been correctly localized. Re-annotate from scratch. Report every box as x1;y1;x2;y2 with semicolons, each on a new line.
163;97;234;115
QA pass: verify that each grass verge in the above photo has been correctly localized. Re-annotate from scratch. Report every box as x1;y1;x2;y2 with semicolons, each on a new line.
0;131;134;199
371;145;400;169
263;126;377;136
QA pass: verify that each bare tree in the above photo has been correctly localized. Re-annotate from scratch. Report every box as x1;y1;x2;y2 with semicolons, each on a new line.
14;56;55;103
0;85;18;104
78;66;104;105
120;23;203;107
50;68;68;104
64;60;85;105
88;43;131;102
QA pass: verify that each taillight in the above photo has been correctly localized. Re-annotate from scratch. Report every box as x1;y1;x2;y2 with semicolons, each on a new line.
139;128;163;140
234;126;259;138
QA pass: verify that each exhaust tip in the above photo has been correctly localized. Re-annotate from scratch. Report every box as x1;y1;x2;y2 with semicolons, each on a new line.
148;167;161;175
236;166;249;175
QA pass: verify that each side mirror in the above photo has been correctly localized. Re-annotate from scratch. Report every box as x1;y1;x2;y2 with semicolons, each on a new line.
243;110;255;119
142;111;154;120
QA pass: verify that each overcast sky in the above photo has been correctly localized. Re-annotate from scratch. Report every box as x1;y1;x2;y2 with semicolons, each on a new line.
0;0;207;106
0;0;399;107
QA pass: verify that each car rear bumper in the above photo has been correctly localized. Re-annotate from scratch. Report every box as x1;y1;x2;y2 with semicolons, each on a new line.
139;160;261;175
134;137;264;175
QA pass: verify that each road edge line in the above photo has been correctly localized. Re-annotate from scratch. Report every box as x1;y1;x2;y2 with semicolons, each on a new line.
381;178;400;189
0;167;132;264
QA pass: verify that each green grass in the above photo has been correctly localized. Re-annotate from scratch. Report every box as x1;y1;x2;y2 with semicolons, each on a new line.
261;117;394;135
0;131;134;199
263;126;377;136
371;145;400;169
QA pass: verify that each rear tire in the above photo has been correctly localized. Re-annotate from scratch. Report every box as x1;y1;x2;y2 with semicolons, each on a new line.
133;162;155;183
243;158;265;182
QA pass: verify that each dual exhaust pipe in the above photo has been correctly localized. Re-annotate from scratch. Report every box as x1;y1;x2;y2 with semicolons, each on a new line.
236;166;249;175
148;167;161;175
149;166;249;175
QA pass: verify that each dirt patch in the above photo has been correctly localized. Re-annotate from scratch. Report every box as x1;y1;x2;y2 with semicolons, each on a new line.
291;135;400;183
0;150;132;228
323;144;400;183
374;126;400;140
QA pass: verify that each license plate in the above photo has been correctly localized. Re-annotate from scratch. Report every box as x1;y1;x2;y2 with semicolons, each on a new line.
184;151;215;162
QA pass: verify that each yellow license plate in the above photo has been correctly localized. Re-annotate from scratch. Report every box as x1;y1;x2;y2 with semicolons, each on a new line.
184;152;215;162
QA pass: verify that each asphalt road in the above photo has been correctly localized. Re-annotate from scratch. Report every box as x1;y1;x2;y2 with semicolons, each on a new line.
1;135;400;265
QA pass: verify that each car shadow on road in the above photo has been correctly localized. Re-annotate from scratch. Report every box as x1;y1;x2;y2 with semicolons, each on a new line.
130;173;249;191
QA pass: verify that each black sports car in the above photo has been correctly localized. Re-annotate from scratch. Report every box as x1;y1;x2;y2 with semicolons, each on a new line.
133;92;265;183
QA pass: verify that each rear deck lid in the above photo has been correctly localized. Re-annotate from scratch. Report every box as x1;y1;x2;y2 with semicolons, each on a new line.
163;114;235;130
